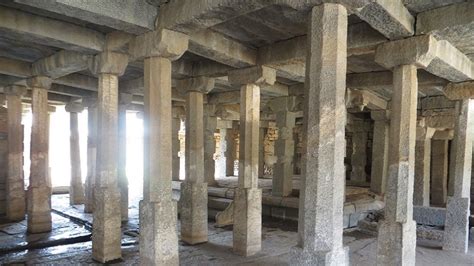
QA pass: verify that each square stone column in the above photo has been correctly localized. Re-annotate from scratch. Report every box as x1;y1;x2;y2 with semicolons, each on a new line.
370;110;389;195
118;93;132;222
431;139;449;206
350;119;369;183
83;97;97;213
229;66;276;257
204;105;218;186
134;29;188;266
258;127;266;178
376;65;418;266
291;4;349;265
90;52;128;263
26;76;52;234
65;102;85;205
443;99;473;253
225;121;238;176
4;85;27;221
178;77;214;245
216;126;228;179
413;123;435;206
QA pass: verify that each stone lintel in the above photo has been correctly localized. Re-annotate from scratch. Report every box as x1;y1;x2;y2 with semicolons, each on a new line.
347;89;388;110
4;85;27;96
424;112;455;130
119;93;133;106
356;0;414;40
375;35;436;69
176;77;215;94
228;66;276;87
260;83;289;97
27;76;52;89
32;50;92;79
90;52;129;76
267;96;302;113
444;81;474;100
65;102;84;113
421;95;456;110
129;29;189;61
217;119;233;129
432;129;454;140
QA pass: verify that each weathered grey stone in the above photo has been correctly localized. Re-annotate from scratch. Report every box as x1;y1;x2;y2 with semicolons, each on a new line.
228;65;276;87
66;103;85;205
444;81;474;100
129;29;188;61
90;52;128;76
370;110;389;195
233;187;262;257
83;97;97;213
33;50;92;79
295;4;348;265
180;182;208;244
376;65;418;266
431;139;449;206
4;85;26;221
413;206;446;226
350;120;369;183
413;125;435;207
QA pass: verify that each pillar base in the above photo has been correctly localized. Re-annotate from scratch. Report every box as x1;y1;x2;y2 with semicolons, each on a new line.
376;219;416;266
233;187;262;257
180;182;208;245
6;180;26;221
27;186;52;233
289;245;349;266
70;184;85;205
443;197;470;253
92;187;121;263
139;199;179;265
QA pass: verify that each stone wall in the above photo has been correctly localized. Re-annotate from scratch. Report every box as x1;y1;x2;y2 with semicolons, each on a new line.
0;107;7;215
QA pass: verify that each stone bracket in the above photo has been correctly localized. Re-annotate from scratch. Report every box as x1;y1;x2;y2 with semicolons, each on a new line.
228;66;276;87
129;29;189;61
175;76;215;94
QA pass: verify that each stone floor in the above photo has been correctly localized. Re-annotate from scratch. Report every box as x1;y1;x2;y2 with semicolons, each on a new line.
0;192;473;265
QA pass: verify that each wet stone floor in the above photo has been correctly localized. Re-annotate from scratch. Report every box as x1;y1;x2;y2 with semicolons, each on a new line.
0;194;474;265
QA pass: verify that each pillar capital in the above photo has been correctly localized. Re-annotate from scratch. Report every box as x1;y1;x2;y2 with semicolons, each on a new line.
228;66;276;87
27;76;52;89
444;81;474;100
82;97;98;109
65;102;84;113
4;85;27;96
90;51;129;76
371;110;390;121
375;35;437;69
416;124;435;141
176;76;215;94
172;105;185;119
129;29;189;61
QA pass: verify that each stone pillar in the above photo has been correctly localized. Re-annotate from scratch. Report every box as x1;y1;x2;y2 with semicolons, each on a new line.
26;76;52;233
4;85;26;221
65;102;85;205
118;93;132;222
225;122;238;176
269;96;299;197
171;107;184;181
229;66;276;256
430;139;449;206
376;65;418;265
370;110;389;195
204;105;217;186
90;52;128;263
137;29;188;265
443;99;473;253
413;123;435;206
216;126;228;179
258;127;266;178
291;4;348;264
178;77;214;245
83;97;97;213
350;119;369;183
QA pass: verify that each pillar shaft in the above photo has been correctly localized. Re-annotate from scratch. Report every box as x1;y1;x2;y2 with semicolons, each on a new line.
431;139;449;206
272;111;296;197
443;99;473;253
258;127;266;178
140;56;178;265
118;103;128;221
293;4;348;265
69;111;85;205
216;128;227;179
225;124;237;176
204;109;217;185
234;83;261;256
28;79;52;234
84;103;97;213
185;92;204;183
370;111;389;195
350;120;369;183
5;91;25;221
172;117;181;181
93;73;122;262
376;65;418;265
413;138;431;206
